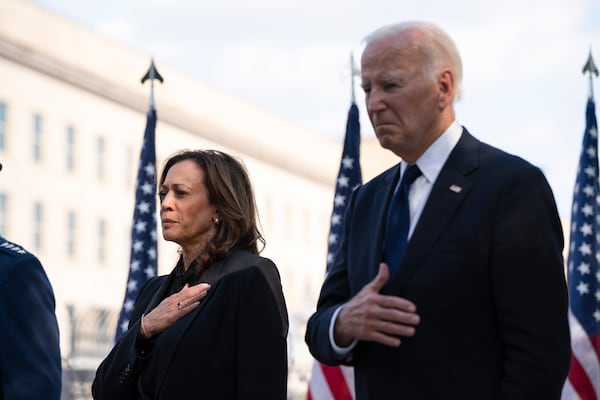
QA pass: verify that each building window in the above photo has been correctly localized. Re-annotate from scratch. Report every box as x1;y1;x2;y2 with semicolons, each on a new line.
33;202;43;250
33;114;42;162
0;193;7;236
97;137;105;181
0;103;6;151
66;126;75;172
126;145;134;188
98;219;106;263
67;211;76;258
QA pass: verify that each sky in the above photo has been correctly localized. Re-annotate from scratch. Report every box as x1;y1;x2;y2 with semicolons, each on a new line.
31;0;600;221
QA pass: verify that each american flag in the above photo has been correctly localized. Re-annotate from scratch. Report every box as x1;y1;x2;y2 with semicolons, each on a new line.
114;105;158;341
307;102;361;400
562;97;600;399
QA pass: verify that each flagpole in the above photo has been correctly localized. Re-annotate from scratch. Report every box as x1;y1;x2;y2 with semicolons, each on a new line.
583;48;598;101
350;52;359;104
563;50;600;399
114;59;163;342
307;56;362;400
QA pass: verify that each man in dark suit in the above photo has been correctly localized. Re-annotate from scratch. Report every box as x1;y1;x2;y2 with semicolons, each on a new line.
305;21;570;399
0;235;62;399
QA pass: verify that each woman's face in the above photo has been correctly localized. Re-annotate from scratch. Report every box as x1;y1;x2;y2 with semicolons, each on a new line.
159;159;217;254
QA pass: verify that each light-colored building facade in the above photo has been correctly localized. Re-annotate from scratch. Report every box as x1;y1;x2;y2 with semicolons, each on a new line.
0;0;398;398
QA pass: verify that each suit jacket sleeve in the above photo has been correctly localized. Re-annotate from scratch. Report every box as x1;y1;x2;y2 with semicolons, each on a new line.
0;255;61;400
491;165;570;398
92;277;161;400
305;187;358;366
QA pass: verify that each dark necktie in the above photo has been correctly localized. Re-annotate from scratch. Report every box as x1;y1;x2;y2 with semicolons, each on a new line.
383;164;422;276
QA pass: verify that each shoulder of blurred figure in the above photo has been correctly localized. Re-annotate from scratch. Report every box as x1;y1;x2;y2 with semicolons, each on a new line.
0;236;36;262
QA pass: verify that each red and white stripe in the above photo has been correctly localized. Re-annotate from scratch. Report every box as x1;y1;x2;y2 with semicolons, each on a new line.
307;362;355;400
563;310;600;399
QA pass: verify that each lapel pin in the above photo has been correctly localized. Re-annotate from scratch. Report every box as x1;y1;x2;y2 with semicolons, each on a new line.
449;184;462;193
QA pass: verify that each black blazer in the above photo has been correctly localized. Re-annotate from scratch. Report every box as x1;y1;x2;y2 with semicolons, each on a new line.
93;249;288;399
306;130;571;399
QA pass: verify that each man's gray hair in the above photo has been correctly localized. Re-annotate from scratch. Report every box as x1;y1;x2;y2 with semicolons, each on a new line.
363;21;463;101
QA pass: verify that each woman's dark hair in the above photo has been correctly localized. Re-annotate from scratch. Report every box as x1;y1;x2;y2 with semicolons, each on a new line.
159;149;265;268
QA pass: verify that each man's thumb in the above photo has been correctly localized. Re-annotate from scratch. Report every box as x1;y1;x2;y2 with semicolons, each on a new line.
370;263;390;291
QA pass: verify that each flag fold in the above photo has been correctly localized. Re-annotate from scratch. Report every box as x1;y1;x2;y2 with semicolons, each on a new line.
307;103;361;400
564;98;600;399
114;107;159;341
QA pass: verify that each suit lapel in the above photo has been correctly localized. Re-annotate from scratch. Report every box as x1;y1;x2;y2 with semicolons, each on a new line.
144;273;175;313
146;250;242;317
154;250;248;391
386;130;480;294
361;164;400;288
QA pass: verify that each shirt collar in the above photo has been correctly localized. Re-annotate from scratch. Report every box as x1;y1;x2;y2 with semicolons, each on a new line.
404;120;462;183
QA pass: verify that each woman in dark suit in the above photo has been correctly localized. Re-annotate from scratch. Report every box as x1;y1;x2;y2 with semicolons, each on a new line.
92;149;288;400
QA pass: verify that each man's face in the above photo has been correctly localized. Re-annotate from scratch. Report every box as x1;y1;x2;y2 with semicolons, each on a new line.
361;33;442;162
